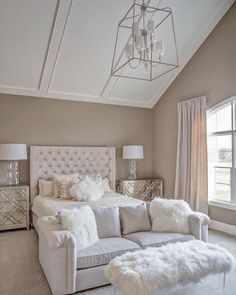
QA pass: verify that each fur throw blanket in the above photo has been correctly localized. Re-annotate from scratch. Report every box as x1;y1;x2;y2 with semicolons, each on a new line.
150;198;192;234
106;240;235;295
58;206;98;250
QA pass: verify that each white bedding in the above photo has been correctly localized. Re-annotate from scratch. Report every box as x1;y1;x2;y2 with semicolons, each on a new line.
32;191;143;218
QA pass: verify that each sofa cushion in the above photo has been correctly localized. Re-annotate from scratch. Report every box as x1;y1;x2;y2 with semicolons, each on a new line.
93;207;121;238
120;203;151;235
124;231;195;249
76;237;141;269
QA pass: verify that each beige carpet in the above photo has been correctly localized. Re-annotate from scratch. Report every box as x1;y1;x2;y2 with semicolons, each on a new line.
0;229;235;295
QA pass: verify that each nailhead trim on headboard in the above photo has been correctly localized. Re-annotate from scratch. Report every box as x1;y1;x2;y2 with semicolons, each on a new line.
30;146;116;203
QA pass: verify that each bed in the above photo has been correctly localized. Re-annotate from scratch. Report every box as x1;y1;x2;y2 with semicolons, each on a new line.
30;146;143;232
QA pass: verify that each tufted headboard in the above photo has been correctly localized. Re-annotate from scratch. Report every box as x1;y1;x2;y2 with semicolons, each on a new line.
30;146;116;202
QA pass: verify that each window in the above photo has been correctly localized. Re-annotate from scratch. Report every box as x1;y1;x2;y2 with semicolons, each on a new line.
207;99;236;204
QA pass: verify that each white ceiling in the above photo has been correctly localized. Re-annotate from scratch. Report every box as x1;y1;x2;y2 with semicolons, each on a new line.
0;0;234;108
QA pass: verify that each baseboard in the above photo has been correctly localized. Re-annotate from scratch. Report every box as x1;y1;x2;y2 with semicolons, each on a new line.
209;220;236;236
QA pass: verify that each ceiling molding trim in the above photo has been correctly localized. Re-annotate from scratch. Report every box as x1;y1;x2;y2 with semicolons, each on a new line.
108;95;152;106
0;85;37;92
47;89;100;100
0;87;151;108
39;0;73;92
149;0;235;108
47;0;74;93
37;0;60;90
48;89;152;107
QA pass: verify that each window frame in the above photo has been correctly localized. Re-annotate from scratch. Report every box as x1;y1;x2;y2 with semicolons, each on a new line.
207;96;236;205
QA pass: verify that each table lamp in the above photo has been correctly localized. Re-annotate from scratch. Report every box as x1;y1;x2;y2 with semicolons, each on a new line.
0;144;27;186
123;145;144;179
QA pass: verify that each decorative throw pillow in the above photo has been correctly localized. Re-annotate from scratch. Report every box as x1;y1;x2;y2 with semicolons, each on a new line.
53;173;78;199
102;178;111;192
150;198;192;234
120;203;151;235
69;176;104;201
38;179;54;197
93;207;121;238
58;206;99;250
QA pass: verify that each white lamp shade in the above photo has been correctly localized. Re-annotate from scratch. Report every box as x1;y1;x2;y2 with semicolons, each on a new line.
123;145;144;160
0;144;27;160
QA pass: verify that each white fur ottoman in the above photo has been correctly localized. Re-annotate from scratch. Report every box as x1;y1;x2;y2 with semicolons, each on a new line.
106;240;235;295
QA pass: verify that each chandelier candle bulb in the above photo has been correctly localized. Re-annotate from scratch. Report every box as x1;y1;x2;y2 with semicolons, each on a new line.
156;40;165;55
133;22;139;35
147;19;155;32
126;44;132;58
136;35;143;50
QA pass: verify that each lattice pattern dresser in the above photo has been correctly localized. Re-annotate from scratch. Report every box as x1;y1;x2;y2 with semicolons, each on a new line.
116;179;163;201
0;185;29;231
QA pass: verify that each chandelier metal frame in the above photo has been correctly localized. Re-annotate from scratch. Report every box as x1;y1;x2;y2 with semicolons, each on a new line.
111;1;179;81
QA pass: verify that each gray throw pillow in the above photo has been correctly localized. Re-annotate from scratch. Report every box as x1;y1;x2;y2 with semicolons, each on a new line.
120;203;151;235
93;207;121;238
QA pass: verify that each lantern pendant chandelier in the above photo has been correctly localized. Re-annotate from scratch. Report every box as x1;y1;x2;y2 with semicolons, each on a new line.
111;0;179;81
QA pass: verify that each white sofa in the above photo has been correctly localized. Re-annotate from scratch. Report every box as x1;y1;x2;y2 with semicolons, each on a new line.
37;205;210;295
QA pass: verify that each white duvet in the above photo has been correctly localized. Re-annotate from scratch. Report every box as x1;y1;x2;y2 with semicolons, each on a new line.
32;191;143;218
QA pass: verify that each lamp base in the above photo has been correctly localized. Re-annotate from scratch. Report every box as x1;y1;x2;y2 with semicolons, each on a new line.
6;160;20;186
128;160;137;180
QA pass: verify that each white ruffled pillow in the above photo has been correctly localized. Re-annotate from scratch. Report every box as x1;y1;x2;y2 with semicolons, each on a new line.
58;206;99;250
78;174;111;192
150;198;192;234
69;176;104;201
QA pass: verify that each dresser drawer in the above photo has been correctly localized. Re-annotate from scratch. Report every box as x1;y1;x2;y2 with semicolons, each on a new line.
0;186;29;231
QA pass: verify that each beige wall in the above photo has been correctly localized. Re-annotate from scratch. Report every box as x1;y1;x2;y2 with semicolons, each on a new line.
153;3;236;225
0;94;153;184
1;3;236;226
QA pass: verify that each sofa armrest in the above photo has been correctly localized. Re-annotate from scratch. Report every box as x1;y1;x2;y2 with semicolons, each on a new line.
38;216;76;249
37;216;77;295
188;212;211;242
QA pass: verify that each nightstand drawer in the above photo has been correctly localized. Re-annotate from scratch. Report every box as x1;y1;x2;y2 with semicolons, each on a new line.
0;186;29;231
116;179;163;201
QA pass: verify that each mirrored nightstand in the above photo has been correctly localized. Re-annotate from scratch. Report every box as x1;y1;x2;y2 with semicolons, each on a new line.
116;179;163;201
0;185;29;231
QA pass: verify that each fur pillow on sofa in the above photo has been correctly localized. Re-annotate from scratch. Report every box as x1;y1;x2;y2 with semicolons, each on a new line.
150;198;192;234
58;206;99;250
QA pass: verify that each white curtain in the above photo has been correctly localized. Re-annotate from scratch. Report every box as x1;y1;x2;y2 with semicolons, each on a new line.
174;96;208;213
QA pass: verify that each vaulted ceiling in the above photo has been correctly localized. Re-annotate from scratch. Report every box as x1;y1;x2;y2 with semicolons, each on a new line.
0;0;234;108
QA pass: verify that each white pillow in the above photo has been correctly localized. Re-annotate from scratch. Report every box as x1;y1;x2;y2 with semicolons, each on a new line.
38;179;54;197
150;198;192;234
69;176;104;201
102;178;111;192
53;173;79;199
58;206;99;250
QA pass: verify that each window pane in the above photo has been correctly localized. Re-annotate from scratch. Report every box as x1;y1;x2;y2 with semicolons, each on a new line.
208;167;216;201
208;135;232;167
215;168;230;184
208;167;231;201
215;184;231;201
207;103;231;133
